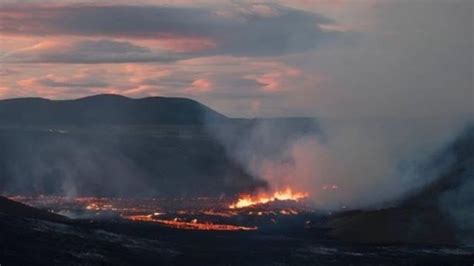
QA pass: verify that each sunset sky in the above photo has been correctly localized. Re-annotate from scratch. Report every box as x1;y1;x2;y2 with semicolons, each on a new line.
0;0;472;117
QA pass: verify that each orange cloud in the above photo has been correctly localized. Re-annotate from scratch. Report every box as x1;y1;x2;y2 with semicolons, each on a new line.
125;64;171;85
0;87;14;98
245;66;302;93
137;37;217;53
255;73;281;92
186;78;214;94
121;85;160;97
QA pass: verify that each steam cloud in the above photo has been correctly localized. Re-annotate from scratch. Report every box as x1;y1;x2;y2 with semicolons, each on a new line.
206;0;473;242
0;133;150;199
208;118;469;208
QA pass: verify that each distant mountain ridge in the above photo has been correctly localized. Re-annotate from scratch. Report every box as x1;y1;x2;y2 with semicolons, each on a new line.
0;94;227;125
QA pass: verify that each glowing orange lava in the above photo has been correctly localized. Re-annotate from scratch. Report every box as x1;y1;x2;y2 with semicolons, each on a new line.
229;187;308;209
124;215;258;231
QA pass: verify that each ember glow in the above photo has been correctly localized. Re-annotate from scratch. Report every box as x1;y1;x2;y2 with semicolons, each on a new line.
9;195;314;232
229;188;309;209
125;214;258;231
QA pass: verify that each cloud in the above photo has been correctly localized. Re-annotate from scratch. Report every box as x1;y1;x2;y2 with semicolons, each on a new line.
121;56;305;96
2;39;183;63
302;0;473;119
244;66;301;92
0;3;340;58
0;56;308;114
0;67;18;76
73;39;150;54
11;70;114;99
0;86;14;97
185;78;214;94
18;74;108;88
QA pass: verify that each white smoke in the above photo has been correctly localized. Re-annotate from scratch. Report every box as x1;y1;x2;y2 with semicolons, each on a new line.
208;117;468;209
206;1;473;212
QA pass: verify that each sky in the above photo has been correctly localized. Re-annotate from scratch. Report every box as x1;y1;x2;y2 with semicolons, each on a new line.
0;0;472;117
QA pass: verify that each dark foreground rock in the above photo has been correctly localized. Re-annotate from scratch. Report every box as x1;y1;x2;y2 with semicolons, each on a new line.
326;207;457;245
0;198;472;266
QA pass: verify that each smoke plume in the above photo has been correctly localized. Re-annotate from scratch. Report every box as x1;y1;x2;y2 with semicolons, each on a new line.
205;0;473;241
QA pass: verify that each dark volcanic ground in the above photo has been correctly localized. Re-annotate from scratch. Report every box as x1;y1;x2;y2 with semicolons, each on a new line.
0;196;473;266
1;212;473;266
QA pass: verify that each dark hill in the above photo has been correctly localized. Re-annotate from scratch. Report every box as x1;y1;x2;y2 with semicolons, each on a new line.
325;124;474;245
400;125;474;208
0;94;227;125
0;196;65;222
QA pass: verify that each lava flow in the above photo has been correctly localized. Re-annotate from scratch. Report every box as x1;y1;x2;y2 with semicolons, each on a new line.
9;193;312;232
125;214;258;231
229;187;309;209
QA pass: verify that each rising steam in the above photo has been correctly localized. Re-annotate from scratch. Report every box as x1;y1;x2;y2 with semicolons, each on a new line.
207;118;469;209
205;0;473;240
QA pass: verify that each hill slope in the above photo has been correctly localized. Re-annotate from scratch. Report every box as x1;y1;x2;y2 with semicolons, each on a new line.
0;94;227;125
325;125;474;245
0;196;65;221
